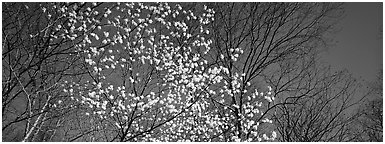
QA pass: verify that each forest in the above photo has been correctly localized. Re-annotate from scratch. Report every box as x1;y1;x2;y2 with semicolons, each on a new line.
2;2;382;142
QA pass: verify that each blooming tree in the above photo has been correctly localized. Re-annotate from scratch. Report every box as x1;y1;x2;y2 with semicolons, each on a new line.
55;2;277;142
5;2;351;142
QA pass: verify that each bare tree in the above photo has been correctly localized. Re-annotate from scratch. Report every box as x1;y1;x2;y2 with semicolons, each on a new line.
357;98;383;142
349;70;382;142
206;2;345;141
2;2;89;141
269;62;365;141
205;2;370;142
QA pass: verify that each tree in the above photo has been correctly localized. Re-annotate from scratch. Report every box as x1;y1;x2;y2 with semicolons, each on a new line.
270;63;365;141
350;70;382;142
58;2;276;142
2;2;355;142
206;2;356;142
204;2;372;142
357;98;383;142
2;2;87;141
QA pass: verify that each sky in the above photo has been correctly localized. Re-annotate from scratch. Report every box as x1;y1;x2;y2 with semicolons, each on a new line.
323;2;382;83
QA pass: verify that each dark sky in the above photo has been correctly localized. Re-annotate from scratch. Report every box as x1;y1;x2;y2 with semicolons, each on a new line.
323;2;382;83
